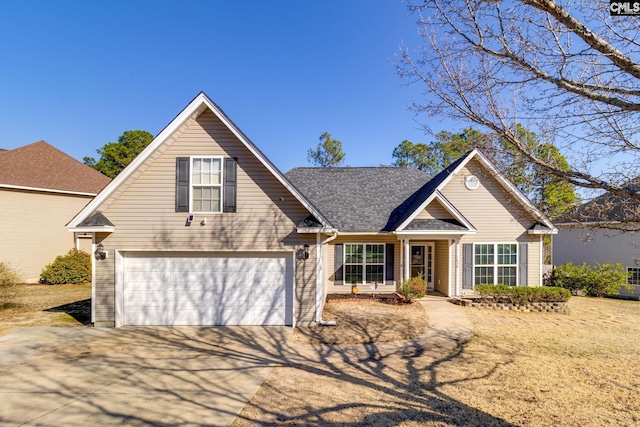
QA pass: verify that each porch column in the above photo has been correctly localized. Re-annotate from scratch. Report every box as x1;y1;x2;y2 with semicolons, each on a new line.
404;238;410;281
454;238;460;297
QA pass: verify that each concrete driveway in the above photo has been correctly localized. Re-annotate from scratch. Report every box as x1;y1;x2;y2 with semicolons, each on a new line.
0;326;292;426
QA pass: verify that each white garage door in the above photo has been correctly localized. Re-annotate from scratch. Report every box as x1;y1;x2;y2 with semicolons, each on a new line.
122;252;293;326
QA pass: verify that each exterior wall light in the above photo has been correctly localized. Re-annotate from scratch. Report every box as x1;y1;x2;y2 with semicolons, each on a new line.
303;244;310;260
95;243;107;260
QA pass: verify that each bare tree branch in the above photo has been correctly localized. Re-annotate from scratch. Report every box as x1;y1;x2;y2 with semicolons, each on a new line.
398;0;640;225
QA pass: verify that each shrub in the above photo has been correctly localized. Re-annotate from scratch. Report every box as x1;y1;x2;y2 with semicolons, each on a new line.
40;249;91;285
397;273;427;301
550;262;632;297
474;284;570;304
0;262;22;307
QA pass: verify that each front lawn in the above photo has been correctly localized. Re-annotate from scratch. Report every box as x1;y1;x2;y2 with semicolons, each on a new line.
0;283;91;330
235;296;640;426
289;299;429;345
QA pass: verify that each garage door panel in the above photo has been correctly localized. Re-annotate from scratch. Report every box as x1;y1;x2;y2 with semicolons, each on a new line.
126;310;168;326
125;290;167;306
123;253;292;326
125;271;167;288
167;273;217;290
166;290;215;306
249;308;284;325
216;289;250;306
212;308;247;325
166;309;215;326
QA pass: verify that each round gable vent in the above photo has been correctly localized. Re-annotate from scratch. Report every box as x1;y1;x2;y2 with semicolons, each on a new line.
465;175;480;190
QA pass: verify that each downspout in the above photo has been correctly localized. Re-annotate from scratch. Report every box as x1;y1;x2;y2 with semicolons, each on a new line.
317;230;338;326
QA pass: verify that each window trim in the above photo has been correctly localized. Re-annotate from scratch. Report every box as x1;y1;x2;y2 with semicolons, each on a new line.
189;155;224;214
342;243;386;285
472;242;519;286
627;267;640;286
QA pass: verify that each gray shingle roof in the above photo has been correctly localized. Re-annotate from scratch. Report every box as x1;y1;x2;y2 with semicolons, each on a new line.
77;212;114;227
385;154;469;230
285;167;433;232
405;218;468;231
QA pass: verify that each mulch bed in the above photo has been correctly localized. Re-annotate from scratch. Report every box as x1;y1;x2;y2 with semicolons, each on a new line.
326;292;410;304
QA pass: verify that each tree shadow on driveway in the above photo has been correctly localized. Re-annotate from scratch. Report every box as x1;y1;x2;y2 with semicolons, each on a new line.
0;325;514;426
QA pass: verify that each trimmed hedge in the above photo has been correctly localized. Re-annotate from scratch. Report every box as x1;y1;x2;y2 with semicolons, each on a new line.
475;284;571;305
40;249;91;285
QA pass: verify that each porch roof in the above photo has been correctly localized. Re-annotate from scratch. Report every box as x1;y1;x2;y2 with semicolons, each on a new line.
404;218;469;232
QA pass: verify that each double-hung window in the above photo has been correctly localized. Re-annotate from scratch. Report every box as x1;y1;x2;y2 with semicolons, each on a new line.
628;267;640;286
191;157;222;213
343;244;385;284
474;243;518;286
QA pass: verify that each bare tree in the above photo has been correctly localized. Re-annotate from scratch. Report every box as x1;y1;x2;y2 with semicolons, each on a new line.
397;0;640;225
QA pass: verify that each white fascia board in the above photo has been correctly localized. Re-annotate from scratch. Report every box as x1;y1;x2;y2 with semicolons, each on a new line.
296;227;337;234
334;231;392;236
67;97;204;228
68;92;331;229
0;183;97;197
394;150;480;231
396;148;555;232
528;228;558;235
471;150;556;230
296;227;322;234
202;95;330;229
68;226;115;233
394;230;476;238
396;190;475;232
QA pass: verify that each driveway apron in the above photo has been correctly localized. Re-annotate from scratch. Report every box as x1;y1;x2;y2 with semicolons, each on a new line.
0;326;292;427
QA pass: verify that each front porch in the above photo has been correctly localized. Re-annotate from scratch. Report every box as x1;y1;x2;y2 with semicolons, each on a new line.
398;238;457;296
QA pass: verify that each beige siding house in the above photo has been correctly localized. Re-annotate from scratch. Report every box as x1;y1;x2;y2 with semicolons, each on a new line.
69;92;557;327
0;142;110;282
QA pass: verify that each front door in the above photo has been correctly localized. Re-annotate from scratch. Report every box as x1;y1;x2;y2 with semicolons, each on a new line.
411;244;434;291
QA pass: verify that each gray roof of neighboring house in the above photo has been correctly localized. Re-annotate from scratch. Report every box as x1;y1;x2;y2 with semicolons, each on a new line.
556;179;640;224
285;166;434;232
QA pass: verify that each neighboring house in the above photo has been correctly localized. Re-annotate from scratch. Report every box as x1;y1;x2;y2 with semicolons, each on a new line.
553;188;640;299
67;92;557;327
0;141;111;282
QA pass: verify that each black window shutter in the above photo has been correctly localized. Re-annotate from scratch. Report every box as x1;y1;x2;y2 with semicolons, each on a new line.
223;157;237;213
175;157;190;212
519;243;528;286
334;243;344;285
463;243;474;289
385;243;394;283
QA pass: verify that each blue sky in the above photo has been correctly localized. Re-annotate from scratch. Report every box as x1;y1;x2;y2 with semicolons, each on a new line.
0;0;461;172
